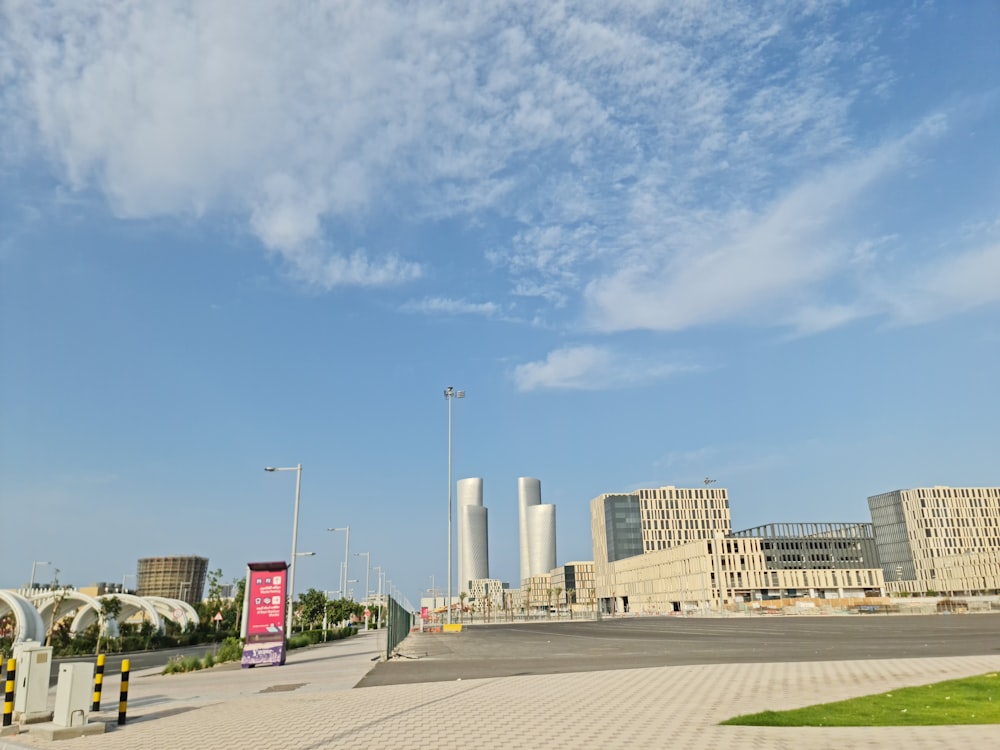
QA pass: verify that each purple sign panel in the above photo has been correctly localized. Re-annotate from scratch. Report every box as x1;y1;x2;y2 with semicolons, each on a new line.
241;642;285;667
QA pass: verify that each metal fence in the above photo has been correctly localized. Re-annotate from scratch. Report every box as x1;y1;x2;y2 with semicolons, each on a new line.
384;596;414;661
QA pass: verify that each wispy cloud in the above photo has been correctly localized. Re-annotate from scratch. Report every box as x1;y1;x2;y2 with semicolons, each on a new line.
512;344;699;392
583;115;948;334
881;242;1000;325
2;2;996;329
401;297;500;317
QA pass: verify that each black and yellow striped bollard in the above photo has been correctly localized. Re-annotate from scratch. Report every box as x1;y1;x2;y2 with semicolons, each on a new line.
2;658;15;727
117;659;130;726
92;653;105;711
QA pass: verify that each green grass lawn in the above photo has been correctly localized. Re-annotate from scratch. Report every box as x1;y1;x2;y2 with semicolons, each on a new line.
722;672;1000;726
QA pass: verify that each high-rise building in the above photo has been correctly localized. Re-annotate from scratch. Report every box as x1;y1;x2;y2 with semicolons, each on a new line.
136;556;209;604
518;477;555;584
868;486;1000;595
457;477;489;592
517;477;541;583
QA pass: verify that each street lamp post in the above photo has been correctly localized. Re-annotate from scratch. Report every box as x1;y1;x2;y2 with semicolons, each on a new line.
265;463;303;636
29;561;51;589
444;386;465;624
328;526;350;599
373;565;383;628
355;552;370;602
122;573;136;595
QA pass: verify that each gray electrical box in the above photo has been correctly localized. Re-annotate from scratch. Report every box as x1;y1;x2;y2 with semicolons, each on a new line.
11;641;54;723
53;663;94;727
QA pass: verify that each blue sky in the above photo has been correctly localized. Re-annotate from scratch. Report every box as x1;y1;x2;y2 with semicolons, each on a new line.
2;1;998;606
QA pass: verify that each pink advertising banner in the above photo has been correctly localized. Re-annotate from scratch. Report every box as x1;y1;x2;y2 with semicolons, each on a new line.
242;561;289;668
246;567;287;636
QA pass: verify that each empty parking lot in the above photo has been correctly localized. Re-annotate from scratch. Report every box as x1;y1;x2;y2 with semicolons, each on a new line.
358;614;1000;687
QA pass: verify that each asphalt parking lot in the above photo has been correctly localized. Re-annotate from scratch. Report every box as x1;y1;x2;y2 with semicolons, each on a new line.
357;613;1000;687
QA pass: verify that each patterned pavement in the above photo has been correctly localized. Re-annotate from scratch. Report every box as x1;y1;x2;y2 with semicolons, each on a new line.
2;629;998;749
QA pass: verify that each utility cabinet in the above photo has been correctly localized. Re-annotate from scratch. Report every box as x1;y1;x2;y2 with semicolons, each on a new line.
53;663;94;727
11;642;54;722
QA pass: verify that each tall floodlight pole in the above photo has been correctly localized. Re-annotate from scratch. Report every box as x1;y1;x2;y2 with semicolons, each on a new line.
29;561;51;589
444;386;465;624
266;463;303;636
328;527;350;598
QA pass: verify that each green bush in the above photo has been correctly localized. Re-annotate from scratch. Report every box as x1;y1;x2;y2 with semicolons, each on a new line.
182;655;202;671
216;637;242;663
162;657;185;674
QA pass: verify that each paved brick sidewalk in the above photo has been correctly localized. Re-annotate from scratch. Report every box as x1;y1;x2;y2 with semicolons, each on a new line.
2;634;998;749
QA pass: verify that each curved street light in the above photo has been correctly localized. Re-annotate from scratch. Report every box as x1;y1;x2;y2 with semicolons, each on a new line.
266;463;303;635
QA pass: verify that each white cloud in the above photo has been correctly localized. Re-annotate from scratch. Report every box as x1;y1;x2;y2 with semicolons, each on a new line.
882;243;1000;325
583;115;948;333
782;304;872;337
0;3;885;281
286;250;423;290
401;297;499;317
513;344;698;392
2;2;994;328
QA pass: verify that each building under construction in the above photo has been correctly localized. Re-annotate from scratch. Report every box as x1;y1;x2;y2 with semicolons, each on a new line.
136;555;209;604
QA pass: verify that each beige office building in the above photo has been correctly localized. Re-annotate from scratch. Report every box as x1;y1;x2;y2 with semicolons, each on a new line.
549;561;596;612
868;486;1000;595
591;487;885;613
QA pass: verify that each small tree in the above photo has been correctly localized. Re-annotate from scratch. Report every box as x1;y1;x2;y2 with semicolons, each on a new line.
546;588;554;619
45;568;68;647
97;596;123;655
553;587;563;619
566;588;576;620
458;592;468;624
201;568;225;624
298;588;328;631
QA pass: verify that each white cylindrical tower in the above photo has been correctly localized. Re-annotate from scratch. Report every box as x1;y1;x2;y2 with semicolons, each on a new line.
457;478;487;593
459;506;489;591
526;503;556;576
518;477;541;584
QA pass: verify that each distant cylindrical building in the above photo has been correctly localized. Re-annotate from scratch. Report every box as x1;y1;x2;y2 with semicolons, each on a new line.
457;478;489;592
517;477;542;583
136;556;209;604
526;504;556;576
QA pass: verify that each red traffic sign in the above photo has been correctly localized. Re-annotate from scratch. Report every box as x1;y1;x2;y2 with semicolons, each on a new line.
213;611;224;622
364;608;371;618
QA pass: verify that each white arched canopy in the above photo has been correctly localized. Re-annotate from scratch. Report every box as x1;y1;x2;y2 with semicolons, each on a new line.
0;590;47;644
144;596;201;630
28;590;103;630
70;593;164;636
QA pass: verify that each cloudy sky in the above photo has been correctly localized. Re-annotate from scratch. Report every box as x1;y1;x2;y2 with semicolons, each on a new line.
2;1;998;604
